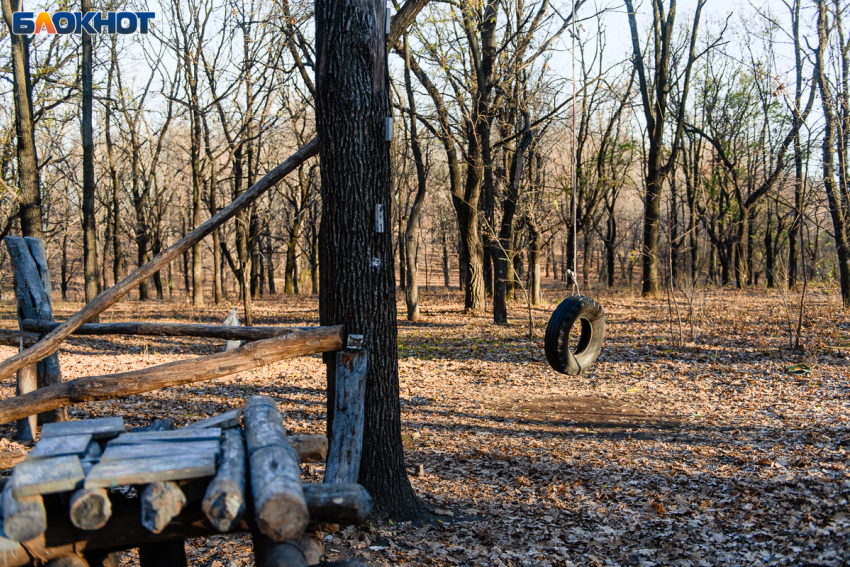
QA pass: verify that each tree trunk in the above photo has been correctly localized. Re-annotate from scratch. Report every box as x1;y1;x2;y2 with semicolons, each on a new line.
1;0;42;239
81;0;97;310
315;0;420;518
441;228;450;289
528;217;541;305
105;37;123;294
285;226;299;295
817;0;850;306
765;203;775;288
267;233;276;295
402;34;428;322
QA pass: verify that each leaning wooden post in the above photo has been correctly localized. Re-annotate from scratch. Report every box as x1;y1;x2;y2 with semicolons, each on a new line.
4;236;66;425
324;347;368;485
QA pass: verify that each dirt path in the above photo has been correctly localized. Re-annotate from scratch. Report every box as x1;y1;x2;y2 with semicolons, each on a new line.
0;287;847;566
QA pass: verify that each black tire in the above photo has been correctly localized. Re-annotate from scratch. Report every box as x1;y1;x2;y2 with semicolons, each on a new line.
544;295;606;375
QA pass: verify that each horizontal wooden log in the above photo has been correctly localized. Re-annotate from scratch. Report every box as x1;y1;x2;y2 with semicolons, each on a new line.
0;330;38;348
287;435;328;464
0;331;38;348
0;138;320;384
0;327;344;425
21;320;313;342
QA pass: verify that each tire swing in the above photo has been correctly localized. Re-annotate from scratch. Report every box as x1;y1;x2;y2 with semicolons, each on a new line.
544;294;606;376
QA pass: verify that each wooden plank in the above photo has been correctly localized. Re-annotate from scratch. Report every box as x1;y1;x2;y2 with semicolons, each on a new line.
184;408;242;430
0;450;26;471
0;138;320;384
0;326;345;425
325;349;368;485
202;429;245;531
40;417;126;440
28;434;92;460
84;455;216;488
108;428;221;445
245;396;308;542
0;524;29;567
100;441;220;462
22;319;310;342
11;455;85;497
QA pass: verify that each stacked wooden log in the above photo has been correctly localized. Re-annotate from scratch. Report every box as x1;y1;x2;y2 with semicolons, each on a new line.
0;399;372;567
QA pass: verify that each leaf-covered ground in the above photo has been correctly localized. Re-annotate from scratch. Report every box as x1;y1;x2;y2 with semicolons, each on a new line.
1;287;848;566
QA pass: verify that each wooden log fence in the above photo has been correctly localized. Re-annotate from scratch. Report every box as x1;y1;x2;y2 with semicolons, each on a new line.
19;320;310;341
0;327;343;424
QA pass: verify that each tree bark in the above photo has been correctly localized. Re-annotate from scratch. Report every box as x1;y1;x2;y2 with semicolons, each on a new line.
315;0;421;518
816;0;850;306
81;0;97;309
402;34;428;322
1;0;42;239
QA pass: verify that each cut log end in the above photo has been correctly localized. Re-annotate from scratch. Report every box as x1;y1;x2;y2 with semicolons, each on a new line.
69;488;112;531
1;487;47;543
203;486;243;532
257;495;310;542
141;482;186;534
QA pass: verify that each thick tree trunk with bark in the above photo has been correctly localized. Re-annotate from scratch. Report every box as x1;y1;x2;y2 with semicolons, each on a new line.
315;0;421;518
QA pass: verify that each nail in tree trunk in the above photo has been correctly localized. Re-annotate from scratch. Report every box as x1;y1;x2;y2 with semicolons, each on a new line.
315;0;421;518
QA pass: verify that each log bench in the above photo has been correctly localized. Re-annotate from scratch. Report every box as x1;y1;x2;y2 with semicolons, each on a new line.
0;397;372;567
